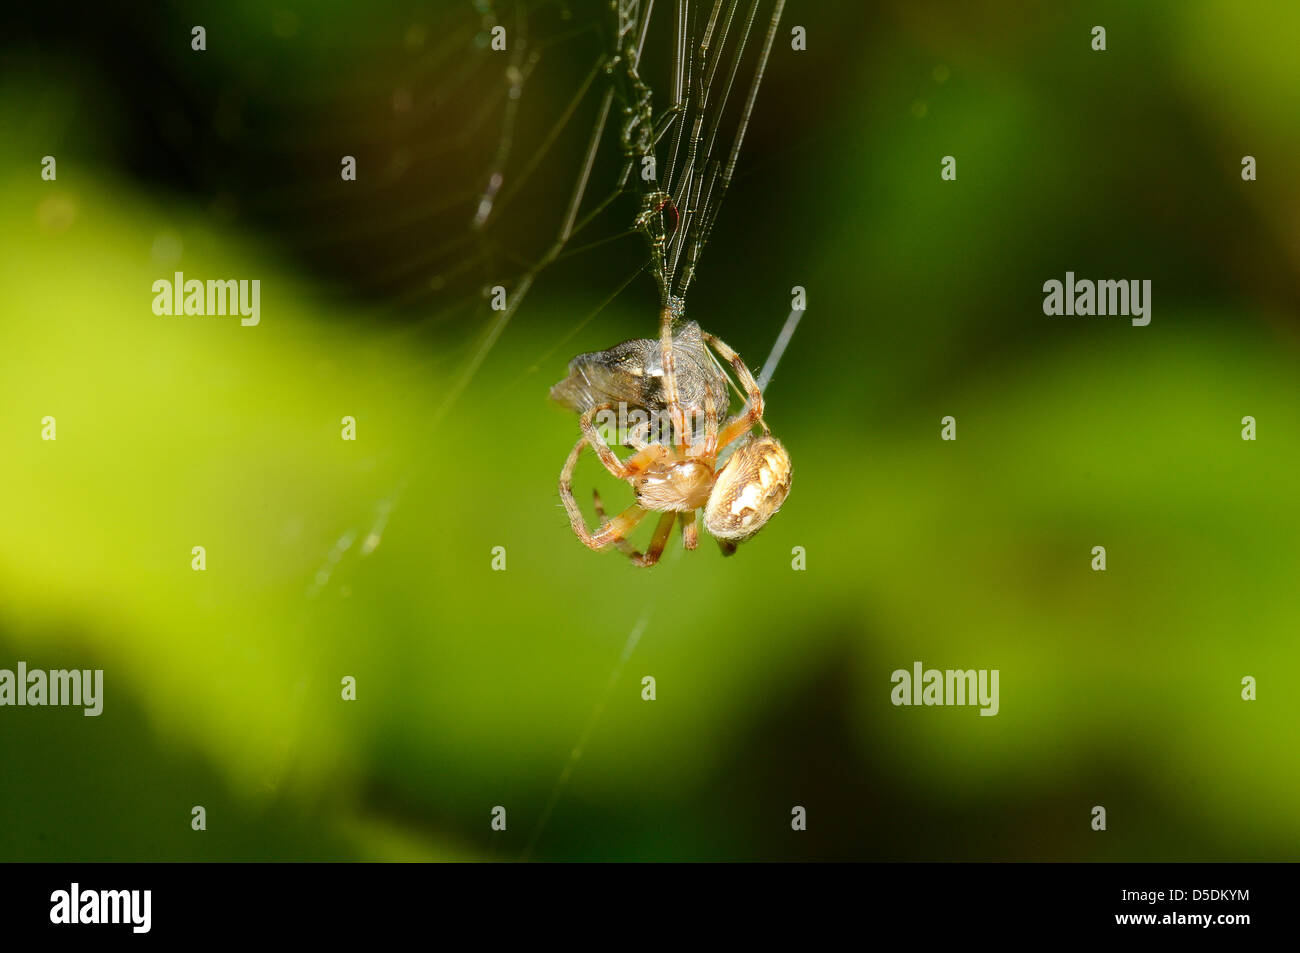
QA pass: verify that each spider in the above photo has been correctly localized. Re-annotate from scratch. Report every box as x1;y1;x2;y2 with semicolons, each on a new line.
553;312;792;566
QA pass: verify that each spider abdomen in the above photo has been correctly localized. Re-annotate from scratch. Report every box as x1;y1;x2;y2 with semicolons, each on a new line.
704;436;793;542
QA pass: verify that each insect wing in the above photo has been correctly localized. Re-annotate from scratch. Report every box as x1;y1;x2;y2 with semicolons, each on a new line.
549;321;730;425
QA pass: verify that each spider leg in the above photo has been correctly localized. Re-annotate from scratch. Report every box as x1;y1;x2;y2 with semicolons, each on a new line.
559;437;649;551
704;384;718;452
703;331;768;449
687;381;720;460
625;418;652;451
580;403;670;479
679;510;699;550
630;511;677;567
596;488;679;566
593;488;638;557
659;302;689;452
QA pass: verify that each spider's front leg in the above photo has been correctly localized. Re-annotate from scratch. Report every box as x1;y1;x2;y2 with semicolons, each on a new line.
624;418;652;451
659;301;689;452
579;402;670;479
559;405;671;554
703;331;768;449
559;436;648;551
687;382;721;460
592;488;638;558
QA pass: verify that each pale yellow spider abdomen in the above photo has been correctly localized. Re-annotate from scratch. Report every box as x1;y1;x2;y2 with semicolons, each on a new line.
703;435;793;542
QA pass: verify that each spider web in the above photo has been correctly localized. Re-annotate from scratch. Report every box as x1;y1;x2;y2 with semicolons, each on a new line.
287;0;800;859
303;0;794;595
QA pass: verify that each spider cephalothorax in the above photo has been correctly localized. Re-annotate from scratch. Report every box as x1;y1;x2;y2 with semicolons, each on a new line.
555;312;791;566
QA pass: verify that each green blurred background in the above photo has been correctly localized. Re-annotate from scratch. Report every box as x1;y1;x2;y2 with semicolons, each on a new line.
2;0;1298;861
